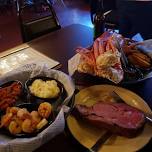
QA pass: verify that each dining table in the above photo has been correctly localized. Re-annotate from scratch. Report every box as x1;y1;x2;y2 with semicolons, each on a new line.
0;24;152;152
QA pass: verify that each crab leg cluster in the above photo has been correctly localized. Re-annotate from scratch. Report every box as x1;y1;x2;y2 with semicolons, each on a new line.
76;31;124;83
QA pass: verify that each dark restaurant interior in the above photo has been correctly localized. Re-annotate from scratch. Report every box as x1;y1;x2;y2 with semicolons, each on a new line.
0;0;92;52
1;0;152;52
0;0;152;152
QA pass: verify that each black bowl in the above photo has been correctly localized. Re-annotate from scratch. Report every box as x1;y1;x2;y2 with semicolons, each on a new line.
0;80;24;110
25;76;67;104
0;102;54;138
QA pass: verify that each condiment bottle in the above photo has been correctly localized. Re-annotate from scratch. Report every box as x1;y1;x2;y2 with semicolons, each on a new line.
93;0;105;40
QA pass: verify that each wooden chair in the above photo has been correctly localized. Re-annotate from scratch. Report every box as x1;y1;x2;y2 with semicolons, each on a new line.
17;0;61;42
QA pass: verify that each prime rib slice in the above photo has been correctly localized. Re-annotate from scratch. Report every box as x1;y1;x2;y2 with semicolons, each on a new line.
72;102;145;138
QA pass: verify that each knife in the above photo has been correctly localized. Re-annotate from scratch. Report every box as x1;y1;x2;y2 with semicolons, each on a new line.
85;131;112;152
111;91;152;124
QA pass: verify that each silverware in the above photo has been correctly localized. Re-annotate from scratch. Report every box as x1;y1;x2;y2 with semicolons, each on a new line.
86;131;112;152
111;91;152;124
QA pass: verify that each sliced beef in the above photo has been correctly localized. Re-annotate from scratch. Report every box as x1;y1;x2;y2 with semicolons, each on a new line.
72;102;145;138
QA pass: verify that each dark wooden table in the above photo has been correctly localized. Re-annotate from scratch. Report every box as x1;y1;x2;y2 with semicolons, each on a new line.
26;24;152;152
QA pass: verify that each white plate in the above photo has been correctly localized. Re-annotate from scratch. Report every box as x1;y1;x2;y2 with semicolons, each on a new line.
67;85;152;152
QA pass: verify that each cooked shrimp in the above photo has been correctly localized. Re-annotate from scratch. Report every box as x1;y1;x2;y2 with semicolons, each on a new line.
11;114;18;122
22;119;35;133
17;108;31;120
38;102;52;119
13;117;23;127
6;107;11;114
6;107;20;115
8;121;22;135
1;113;13;127
31;111;41;125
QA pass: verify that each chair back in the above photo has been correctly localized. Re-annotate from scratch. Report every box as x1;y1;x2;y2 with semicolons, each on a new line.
17;0;61;42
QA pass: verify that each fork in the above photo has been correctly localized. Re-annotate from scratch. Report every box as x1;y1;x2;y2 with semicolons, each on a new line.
85;131;112;152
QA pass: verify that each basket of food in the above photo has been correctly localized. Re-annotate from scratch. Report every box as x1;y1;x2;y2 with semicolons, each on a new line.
68;31;152;85
0;63;75;152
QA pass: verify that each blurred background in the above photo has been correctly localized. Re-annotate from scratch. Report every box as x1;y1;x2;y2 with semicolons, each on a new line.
0;0;92;52
0;0;152;53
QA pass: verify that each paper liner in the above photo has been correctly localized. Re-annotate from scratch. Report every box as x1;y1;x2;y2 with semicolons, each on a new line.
137;39;152;57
